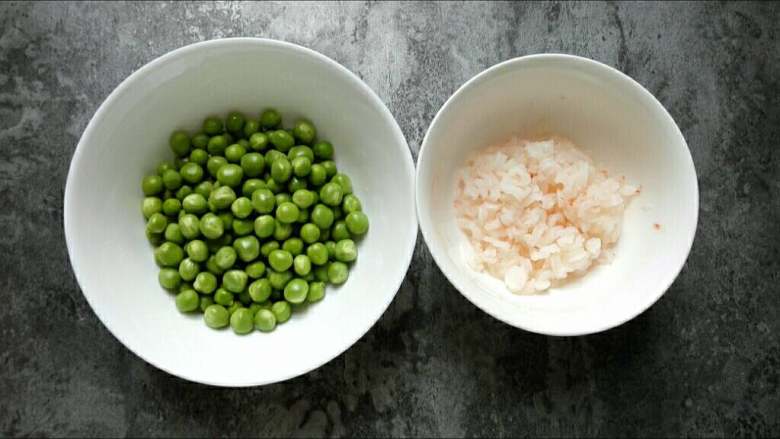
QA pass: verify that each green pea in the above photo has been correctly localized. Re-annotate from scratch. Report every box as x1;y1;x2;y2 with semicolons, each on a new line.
158;268;181;290
157;161;175;176
207;135;228;155
280;238;302;256
308;164;327;187
253;214;275;238
331;173;353;194
162;198;181;216
273;220;293;241
265;176;283;194
142;175;163;195
249;132;269;151
218;211;234;232
283;278;309;304
209;186;236;210
342;194;362;213
268;269;293;290
346;211;369;235
248;278;272;302
182;193;207;214
225;111;245;133
178;258;200;281
269;130;295;152
313;140;334;160
287;176;308;193
306;243;328;265
260;108;281;129
142;197;162;219
288;190;313;210
268;249;293;272
264;149;285;168
186;150;206;167
194;181;213;198
234;235;260;262
184;239;207;262
290;119;315;145
230;197;253;219
206;255;224;275
308;281;326;303
239;152;264;177
243;118;260;138
217;164;243;187
199;213;224;239
175;185;193;201
325;241;336;260
229;308;253;334
224;144;245;163
194;271;218;294
203;116;223;135
223;269;248;293
204;304;229;328
321;160;338;178
175;289;199;313
251;188;275;214
260;241;280;258
275;192;292;206
334;239;357;262
314;265;329;282
232;218;254;236
290;156;312;178
275;202;299;224
331;220;351;241
254;309;276;332
292;254;312;276
207;155;228;177
215;246;237;270
269;301;290;324
319;182;343;206
327;261;349;285
288;145;314;162
164;223;184;244
179;214;200;240
270;157;292;182
192;133;209;150
147;212;167;234
242;178;266;197
199;296;214;313
214;288;234;306
169;130;191;157
246;261;266;279
296;223;319;244
311;204;334;229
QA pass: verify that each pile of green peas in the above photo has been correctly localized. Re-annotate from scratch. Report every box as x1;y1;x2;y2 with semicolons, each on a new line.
141;109;369;335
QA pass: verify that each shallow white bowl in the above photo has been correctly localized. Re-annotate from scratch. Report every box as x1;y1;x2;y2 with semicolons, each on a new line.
64;38;417;386
417;54;698;336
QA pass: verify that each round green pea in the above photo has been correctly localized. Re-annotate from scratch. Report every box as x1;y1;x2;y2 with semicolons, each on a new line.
248;278;272;302
342;194;362;213
209;186;237;210
293;254;312;276
142;197;162;219
268;249;293;272
275;193;292;206
292;119;316;145
230;308;254;334
291;156;312;178
214;288;234;306
186;239;208;262
265;149;285;168
199;213;224;239
273;220;293;241
306;243;328;265
346;211;369;235
169;130;191;157
269;130;295;152
246;261;266;279
254;309;276;332
253;214;275;238
194;181;213;198
260;241;280;258
189;148;208;166
307;281;326;303
284;279;309;304
313;140;334;160
178;258;200;281
204;304;229;328
207;135;228;155
179;162;203;185
182;193;208;214
175;289;199;312
232;218;254;236
142;175;164;195
268;269;293;290
233;235;260;262
242;178;266;197
147;212;167;234
271;301;292;323
215;246;237;270
224;143;246;163
282;237;304;256
311;204;334;229
327;261;349;285
162;198;181;216
331;220;351;241
319;182;343;206
223;269;248;293
203;116;223;135
179;214;201;240
334;239;357;262
231;197;253;219
158;268;181;290
249;132;269;151
244;118;260;138
240;152;265;177
206;255;224;275
217;164;243;187
291;190;315;209
260;108;282;129
157;161;175;176
276;202;299;224
164;223;184;244
308;164;327;187
193;271;218;294
192;133;209;150
270;157;292;183
321;160;337;178
207;156;228;177
331;173;353;194
226;111;245;133
299;223;320;244
251;188;275;213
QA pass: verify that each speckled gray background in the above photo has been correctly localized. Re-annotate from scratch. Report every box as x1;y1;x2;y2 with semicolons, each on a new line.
1;1;779;437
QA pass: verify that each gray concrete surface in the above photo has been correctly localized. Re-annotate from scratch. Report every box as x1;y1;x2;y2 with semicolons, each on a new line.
1;1;779;437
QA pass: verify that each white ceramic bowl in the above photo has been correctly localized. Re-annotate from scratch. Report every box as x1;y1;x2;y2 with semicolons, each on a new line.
64;38;417;386
417;54;698;336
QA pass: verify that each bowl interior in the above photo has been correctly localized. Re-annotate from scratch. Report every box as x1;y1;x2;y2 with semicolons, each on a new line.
65;39;416;386
417;55;698;336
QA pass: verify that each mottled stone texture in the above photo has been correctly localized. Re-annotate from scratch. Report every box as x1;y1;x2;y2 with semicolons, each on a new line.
0;1;778;437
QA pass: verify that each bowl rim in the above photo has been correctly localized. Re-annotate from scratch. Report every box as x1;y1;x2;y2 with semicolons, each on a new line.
416;53;699;336
64;37;417;386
